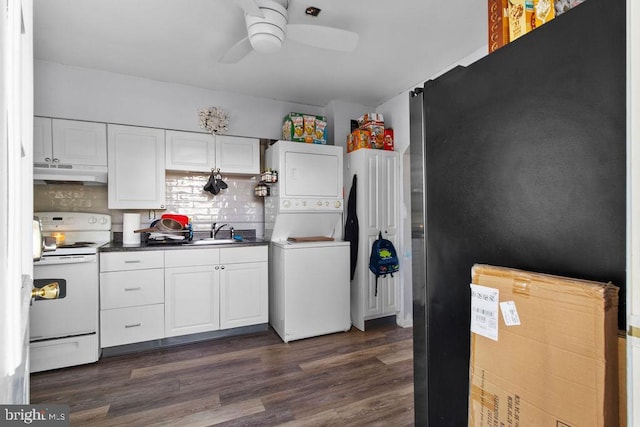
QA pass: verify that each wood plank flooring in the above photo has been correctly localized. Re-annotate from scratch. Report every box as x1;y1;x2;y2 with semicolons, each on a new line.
30;325;414;426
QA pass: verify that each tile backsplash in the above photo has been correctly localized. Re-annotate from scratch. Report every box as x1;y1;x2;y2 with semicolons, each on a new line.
34;171;265;238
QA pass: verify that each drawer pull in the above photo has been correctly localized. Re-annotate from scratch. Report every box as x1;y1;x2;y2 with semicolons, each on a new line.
125;260;142;264
124;287;142;291
125;323;142;328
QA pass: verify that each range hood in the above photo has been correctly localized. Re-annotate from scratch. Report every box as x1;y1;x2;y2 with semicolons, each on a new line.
33;163;108;184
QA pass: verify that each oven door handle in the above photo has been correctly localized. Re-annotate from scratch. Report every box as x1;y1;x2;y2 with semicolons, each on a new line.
31;281;61;305
32;279;67;302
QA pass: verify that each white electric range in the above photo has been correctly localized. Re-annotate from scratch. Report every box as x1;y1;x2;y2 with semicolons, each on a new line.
31;212;111;372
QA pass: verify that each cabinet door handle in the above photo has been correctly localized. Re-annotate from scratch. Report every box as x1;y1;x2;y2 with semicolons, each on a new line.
125;323;141;328
44;157;51;162
215;266;219;270
125;260;141;264
220;266;225;270
124;287;142;291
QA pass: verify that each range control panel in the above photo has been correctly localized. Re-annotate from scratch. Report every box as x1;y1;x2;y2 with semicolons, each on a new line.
35;212;112;231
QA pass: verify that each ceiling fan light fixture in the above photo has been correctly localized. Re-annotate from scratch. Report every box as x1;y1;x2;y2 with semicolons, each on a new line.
244;0;288;53
250;32;284;53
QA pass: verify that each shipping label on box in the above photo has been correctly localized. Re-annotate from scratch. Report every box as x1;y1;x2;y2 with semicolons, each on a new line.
468;264;619;427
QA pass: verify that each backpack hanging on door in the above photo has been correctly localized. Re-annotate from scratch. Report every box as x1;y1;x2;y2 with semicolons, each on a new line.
369;232;399;296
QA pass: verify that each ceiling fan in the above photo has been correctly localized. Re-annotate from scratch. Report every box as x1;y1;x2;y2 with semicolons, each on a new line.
220;0;359;63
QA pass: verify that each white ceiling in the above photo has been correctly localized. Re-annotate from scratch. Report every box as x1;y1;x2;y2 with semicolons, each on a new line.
33;0;487;108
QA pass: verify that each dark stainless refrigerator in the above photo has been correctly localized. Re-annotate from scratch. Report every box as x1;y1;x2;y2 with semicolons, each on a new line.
410;0;626;425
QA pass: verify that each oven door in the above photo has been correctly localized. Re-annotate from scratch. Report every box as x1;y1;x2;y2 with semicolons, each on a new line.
31;254;99;341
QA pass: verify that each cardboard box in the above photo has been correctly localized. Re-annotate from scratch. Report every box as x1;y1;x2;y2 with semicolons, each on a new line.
282;113;305;142
508;0;527;41
384;129;394;151
468;264;619;427
282;113;327;144
534;0;555;28
356;113;384;127
347;129;371;153
361;121;385;149
488;0;510;53
618;332;626;427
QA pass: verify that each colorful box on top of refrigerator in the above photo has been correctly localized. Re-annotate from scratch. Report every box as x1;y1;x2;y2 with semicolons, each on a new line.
534;0;555;28
468;264;619;427
383;129;394;151
347;129;371;153
488;0;510;52
508;0;527;41
282;113;327;144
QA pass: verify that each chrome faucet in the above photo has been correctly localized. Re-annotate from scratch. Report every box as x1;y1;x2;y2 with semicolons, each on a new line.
211;222;229;239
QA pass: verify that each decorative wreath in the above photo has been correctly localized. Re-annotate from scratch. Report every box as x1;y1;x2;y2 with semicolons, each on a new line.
199;107;229;135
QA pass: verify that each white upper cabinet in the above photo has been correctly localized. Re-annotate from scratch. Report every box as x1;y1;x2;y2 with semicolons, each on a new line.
108;124;166;209
165;130;216;172
34;117;107;166
214;135;260;174
165;130;260;174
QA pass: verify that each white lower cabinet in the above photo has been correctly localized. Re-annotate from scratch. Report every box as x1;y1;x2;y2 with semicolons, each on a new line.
164;261;220;337
165;248;220;337
100;252;165;348
100;246;268;348
220;252;269;329
101;305;165;348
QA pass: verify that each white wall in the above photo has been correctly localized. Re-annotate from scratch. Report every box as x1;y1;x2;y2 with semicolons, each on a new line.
34;60;325;139
325;99;373;148
375;45;488;328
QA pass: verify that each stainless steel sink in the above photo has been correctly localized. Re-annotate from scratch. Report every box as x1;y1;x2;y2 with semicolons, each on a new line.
187;238;237;246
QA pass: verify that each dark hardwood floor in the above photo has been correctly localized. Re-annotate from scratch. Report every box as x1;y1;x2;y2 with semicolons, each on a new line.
30;325;414;426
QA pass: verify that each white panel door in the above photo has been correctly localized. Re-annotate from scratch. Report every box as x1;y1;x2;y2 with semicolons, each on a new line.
382;152;399;234
365;152;381;232
165;266;219;337
52;119;107;166
0;0;34;404
219;262;268;329
108;124;165;209
215;135;260;174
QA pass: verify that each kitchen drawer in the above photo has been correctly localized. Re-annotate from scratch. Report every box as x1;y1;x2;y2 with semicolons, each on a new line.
100;251;164;272
100;304;164;348
220;246;267;264
164;248;219;268
100;269;164;309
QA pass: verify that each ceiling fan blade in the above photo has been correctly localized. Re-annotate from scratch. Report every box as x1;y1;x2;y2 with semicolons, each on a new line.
286;24;359;52
219;37;253;64
233;0;265;18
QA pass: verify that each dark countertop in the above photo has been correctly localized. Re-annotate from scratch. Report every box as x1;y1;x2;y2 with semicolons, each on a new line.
100;238;268;253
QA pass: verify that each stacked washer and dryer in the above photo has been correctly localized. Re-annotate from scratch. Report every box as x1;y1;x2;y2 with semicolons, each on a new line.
265;141;351;342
